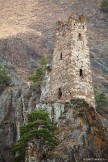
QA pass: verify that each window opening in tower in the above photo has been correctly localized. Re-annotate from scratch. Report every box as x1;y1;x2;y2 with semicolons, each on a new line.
79;33;82;40
60;52;63;60
58;88;62;99
80;69;83;77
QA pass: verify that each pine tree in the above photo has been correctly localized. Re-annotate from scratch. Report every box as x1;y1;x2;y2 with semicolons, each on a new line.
12;110;59;162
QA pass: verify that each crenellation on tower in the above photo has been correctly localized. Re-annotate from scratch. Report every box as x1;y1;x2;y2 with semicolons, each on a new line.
55;21;65;32
41;13;95;107
55;21;69;37
68;13;78;23
79;15;86;23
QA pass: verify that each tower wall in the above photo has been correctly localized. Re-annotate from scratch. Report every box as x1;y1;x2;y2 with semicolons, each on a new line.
44;14;95;106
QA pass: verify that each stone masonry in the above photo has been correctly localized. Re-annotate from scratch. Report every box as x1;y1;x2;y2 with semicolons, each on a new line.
41;13;95;107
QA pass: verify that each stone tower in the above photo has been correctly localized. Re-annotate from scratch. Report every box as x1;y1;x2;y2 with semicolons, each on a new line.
41;13;95;107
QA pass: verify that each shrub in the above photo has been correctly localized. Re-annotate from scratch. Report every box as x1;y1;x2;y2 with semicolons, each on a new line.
28;56;48;86
101;0;108;12
12;110;59;162
0;65;11;86
95;90;108;109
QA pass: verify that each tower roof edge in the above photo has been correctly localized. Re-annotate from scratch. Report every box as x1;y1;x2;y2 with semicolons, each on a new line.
68;13;78;22
68;13;86;23
79;15;86;23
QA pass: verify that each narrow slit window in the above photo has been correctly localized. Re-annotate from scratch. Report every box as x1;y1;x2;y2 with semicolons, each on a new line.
80;69;83;77
79;33;82;40
58;88;62;99
60;52;62;60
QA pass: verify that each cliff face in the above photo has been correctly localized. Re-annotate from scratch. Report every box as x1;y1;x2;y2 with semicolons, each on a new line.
45;100;108;162
0;86;40;161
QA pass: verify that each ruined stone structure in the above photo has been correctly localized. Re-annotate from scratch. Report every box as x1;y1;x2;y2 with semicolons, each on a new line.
41;13;95;107
24;14;108;162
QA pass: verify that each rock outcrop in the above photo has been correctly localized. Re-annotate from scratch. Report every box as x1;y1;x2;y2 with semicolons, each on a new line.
46;100;108;162
0;86;40;162
25;99;108;162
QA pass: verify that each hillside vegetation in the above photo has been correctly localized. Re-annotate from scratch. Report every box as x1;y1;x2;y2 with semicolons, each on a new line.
101;0;108;12
12;110;59;162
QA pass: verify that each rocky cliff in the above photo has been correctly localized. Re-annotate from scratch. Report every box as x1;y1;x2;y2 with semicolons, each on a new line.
35;99;108;162
0;86;40;161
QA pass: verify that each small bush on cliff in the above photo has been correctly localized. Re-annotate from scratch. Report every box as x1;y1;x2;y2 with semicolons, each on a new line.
0;64;11;86
101;0;108;12
95;90;108;109
28;56;48;86
12;110;59;162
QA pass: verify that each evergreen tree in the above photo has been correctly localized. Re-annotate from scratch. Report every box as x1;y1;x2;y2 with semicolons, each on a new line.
12;110;59;162
28;56;48;86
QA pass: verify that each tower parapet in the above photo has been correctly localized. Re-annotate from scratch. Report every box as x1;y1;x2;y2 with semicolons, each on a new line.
68;13;79;22
41;13;95;107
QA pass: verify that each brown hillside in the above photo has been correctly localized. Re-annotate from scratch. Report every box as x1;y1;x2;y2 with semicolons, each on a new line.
0;0;108;89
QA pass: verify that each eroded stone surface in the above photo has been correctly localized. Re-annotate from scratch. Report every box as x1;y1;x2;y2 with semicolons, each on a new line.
0;86;39;162
47;100;107;162
26;100;108;162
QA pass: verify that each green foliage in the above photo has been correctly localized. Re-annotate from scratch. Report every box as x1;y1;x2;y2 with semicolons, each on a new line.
95;90;108;109
0;64;11;86
101;0;108;12
28;56;48;86
12;110;59;162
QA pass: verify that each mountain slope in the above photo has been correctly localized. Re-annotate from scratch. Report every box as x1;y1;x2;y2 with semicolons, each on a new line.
0;0;108;90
